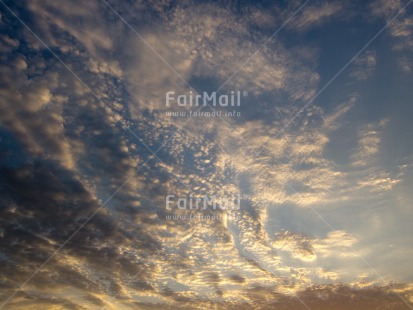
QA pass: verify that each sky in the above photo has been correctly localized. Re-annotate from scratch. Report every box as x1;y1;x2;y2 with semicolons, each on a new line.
0;0;413;309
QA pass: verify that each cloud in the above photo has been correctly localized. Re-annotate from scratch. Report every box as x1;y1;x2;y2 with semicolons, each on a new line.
351;120;386;167
371;0;413;70
312;230;357;257
0;45;77;169
272;230;316;262
350;50;377;81
290;2;344;31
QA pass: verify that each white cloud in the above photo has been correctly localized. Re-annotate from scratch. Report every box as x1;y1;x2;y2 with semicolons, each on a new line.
351;120;386;167
290;2;343;31
350;50;377;81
